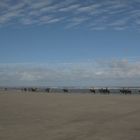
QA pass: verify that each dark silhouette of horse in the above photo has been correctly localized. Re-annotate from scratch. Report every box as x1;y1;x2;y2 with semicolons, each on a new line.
120;89;132;95
23;88;27;92
63;89;68;93
29;88;37;92
90;88;96;93
4;88;7;91
45;88;50;93
99;88;110;94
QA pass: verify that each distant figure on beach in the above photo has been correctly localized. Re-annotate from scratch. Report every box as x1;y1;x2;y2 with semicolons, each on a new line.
90;88;96;93
120;88;132;95
4;88;7;91
23;88;27;92
63;89;68;93
99;88;110;94
45;88;50;93
29;88;37;92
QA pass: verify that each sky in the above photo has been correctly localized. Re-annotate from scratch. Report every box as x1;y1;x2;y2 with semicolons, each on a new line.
0;0;140;87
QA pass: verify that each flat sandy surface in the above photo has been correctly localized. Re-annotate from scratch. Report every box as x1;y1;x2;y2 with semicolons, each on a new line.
0;91;140;140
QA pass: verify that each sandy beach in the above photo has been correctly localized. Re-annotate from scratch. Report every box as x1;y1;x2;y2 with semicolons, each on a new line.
0;91;140;140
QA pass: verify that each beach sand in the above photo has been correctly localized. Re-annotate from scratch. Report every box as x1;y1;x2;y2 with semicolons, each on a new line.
0;91;140;140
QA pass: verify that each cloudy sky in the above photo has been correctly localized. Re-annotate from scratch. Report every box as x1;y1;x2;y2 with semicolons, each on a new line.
0;0;140;87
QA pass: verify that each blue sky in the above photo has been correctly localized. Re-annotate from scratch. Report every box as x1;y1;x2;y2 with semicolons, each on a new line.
0;0;140;87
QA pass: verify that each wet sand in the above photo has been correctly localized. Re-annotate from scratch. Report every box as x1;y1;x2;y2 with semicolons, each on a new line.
0;91;140;140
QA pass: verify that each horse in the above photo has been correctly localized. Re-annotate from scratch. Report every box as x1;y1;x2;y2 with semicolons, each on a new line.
90;88;96;93
23;88;27;92
30;88;37;92
63;89;68;93
120;89;132;95
45;88;50;93
99;88;110;94
4;88;7;91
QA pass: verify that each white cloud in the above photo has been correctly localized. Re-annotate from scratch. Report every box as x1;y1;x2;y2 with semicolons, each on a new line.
0;0;140;30
91;26;106;31
46;17;64;24
0;59;140;87
29;1;49;9
66;17;89;28
59;4;80;12
76;4;101;13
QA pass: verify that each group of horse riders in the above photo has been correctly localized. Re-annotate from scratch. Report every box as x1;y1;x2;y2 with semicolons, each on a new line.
90;88;132;94
20;87;134;94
